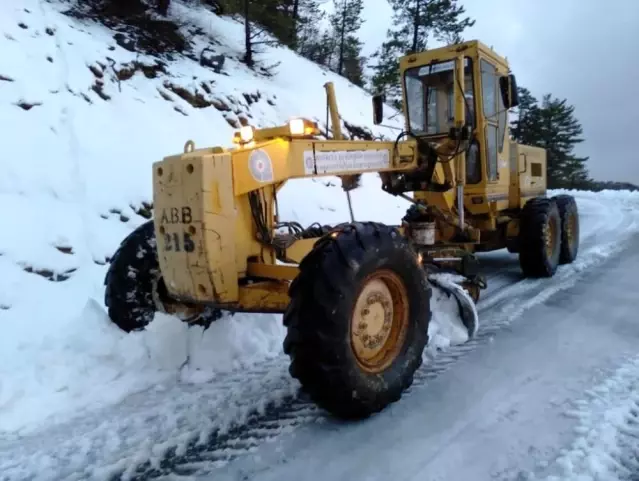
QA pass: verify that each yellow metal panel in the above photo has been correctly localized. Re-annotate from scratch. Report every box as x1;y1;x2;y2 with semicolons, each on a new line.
232;139;291;195
200;153;239;302
454;54;467;187
247;262;299;280
153;152;241;304
237;281;290;313
231;138;418;196
398;41;479;71
515;143;547;207
153;156;200;301
283;237;319;264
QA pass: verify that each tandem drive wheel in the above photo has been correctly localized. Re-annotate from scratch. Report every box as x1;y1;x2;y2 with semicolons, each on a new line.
283;222;431;420
518;197;562;278
552;194;580;264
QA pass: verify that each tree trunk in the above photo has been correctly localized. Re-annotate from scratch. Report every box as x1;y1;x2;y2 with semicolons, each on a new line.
411;0;421;53
289;0;300;47
244;0;253;67
338;2;346;75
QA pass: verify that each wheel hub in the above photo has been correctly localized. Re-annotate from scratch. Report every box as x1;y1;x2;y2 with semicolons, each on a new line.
353;285;393;353
545;217;558;259
566;211;577;247
351;270;409;373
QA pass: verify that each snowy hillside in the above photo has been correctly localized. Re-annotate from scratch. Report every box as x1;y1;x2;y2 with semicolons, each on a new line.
0;0;466;436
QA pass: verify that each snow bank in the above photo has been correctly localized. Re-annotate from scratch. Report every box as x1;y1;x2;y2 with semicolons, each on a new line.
0;0;463;435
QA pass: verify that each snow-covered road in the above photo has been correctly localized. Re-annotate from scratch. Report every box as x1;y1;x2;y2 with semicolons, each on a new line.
2;192;639;481
205;199;639;481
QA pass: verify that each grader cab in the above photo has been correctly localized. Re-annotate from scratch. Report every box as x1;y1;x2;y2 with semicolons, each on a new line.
104;40;579;420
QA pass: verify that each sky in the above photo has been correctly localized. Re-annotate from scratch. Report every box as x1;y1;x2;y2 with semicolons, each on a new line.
357;0;639;184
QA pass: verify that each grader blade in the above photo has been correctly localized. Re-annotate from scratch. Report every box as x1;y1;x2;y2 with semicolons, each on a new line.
428;274;479;339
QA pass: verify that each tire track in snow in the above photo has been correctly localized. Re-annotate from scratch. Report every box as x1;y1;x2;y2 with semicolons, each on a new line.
116;200;639;481
1;194;637;481
144;193;636;479
0;359;304;481
477;194;623;299
477;193;629;311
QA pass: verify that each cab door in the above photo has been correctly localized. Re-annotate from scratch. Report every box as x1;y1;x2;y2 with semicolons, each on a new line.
479;59;509;192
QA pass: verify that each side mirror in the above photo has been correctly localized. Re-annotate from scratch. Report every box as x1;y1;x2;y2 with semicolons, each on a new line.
499;74;519;109
372;94;385;125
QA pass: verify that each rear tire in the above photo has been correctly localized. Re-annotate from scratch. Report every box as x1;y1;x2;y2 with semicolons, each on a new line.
104;220;222;332
283;222;431;420
552;194;579;264
518;197;562;277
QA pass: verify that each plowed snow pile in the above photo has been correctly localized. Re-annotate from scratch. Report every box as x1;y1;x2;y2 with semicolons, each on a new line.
0;0;471;435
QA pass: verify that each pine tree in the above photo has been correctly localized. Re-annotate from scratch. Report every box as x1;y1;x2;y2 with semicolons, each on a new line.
299;29;335;65
369;36;406;107
241;0;293;68
296;0;328;61
289;0;324;50
511;87;543;145
243;0;254;67
511;87;590;189
539;95;589;188
342;36;366;86
298;1;365;85
328;0;364;76
370;0;474;105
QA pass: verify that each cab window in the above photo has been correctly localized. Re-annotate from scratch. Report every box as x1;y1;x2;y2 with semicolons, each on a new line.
481;59;499;181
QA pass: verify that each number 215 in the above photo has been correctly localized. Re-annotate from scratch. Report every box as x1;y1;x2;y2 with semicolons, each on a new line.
164;232;195;253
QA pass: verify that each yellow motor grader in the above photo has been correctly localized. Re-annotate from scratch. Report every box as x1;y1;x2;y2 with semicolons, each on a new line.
104;40;580;419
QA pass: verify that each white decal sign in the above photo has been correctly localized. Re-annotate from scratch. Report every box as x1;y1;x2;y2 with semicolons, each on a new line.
303;149;390;175
417;58;469;76
248;149;274;182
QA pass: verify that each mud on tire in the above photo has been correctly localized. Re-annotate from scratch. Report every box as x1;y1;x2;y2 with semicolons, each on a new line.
552;194;579;264
283;222;431;420
104;220;221;332
518;197;562;277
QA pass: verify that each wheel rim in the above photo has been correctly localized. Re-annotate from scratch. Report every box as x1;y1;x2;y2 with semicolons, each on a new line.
565;211;577;250
350;269;410;374
545;216;558;259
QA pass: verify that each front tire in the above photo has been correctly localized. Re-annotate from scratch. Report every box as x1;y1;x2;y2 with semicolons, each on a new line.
283;222;431;420
104;220;222;332
518;197;562;277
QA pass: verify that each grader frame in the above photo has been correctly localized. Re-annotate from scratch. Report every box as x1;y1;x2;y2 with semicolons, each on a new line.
152;41;524;312
105;39;580;420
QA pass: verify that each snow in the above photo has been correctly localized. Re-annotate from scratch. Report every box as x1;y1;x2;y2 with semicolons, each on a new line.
0;0;449;438
201;237;639;481
2;2;639;479
521;355;639;481
427;272;479;348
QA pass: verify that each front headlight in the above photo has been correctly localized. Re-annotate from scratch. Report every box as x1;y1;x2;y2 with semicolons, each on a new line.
289;118;305;136
239;125;254;143
289;118;320;136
